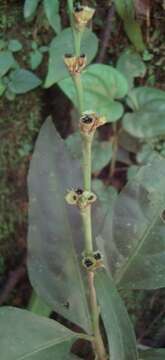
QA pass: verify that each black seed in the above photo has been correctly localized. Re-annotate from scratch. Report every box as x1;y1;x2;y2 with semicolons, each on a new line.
94;252;102;260
88;195;94;201
84;259;94;267
74;3;83;12
65;53;73;58
76;188;83;195
73;195;77;200
80;54;86;58
81;115;93;124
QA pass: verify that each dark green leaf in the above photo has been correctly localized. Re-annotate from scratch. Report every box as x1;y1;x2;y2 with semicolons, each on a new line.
95;269;138;360
139;348;165;359
124;19;145;52
28;118;91;332
24;0;40;19
114;0;135;19
44;0;61;34
44;28;98;87
117;48;146;89
59;64;128;122
29;50;43;70
8;69;41;94
0;307;79;360
98;158;165;289
0;51;15;77
0;79;6;96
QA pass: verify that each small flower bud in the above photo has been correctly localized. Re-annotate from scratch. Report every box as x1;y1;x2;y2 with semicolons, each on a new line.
79;111;106;134
73;5;95;31
64;54;87;75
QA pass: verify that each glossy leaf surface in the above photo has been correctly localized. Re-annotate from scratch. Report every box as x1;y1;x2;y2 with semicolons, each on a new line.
28;118;91;332
0;307;78;360
97;158;165;289
8;69;41;94
95;269;138;360
44;0;61;34
123;87;165;138
45;28;98;87
59;64;128;122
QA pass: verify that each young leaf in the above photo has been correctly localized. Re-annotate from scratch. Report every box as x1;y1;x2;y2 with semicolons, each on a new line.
44;0;61;34
0;51;15;77
44;28;98;87
59;64;128;122
117;48;146;89
24;0;40;19
29;50;43;70
94;269;138;360
139;348;165;359
97;158;165;289
8;69;41;94
8;39;23;52
28;118;91;332
123;87;165;138
0;307;79;360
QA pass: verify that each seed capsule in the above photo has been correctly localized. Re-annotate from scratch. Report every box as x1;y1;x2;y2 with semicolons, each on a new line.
65;189;97;209
64;54;87;75
73;5;95;31
79;111;106;134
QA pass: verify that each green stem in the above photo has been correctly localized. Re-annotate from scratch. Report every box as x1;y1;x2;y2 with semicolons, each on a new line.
67;0;82;56
82;134;93;191
73;74;84;114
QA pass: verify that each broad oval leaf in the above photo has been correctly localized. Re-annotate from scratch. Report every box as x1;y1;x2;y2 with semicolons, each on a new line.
127;86;165;110
0;51;15;77
95;269;138;360
8;69;41;94
44;28;98;87
59;64;128;122
117;48;146;89
28;118;91;332
24;0;40;19
44;0;61;34
139;348;165;360
96;158;165;289
0;307;79;360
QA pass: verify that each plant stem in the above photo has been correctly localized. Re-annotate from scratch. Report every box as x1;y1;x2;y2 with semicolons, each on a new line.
67;2;107;358
110;123;118;177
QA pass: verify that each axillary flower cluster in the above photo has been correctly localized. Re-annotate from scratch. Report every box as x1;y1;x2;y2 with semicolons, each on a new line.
64;2;106;272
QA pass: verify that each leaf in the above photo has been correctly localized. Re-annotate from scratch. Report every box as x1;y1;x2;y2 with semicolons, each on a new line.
28;291;52;317
8;69;41;94
8;39;22;52
28;118;91;332
117;48;146;89
24;0;40;19
0;307;79;360
139;348;165;359
95;269;138;360
65;132;112;173
0;51;15;77
0;79;6;96
44;28;98;87
97;158;165;289
29;50;43;70
123;87;165;138
59;64;128;122
114;0;145;51
44;0;61;34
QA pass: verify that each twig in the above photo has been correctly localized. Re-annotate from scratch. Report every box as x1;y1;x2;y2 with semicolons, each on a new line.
96;4;115;63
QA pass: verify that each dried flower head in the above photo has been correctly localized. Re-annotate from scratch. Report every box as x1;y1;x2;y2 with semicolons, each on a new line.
82;251;104;271
65;188;96;209
79;111;106;134
73;5;95;31
64;53;87;75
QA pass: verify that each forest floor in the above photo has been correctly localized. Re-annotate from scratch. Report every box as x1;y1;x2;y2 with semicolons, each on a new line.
0;0;165;357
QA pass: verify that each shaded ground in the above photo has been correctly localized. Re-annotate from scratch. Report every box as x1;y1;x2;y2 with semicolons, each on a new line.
0;0;165;354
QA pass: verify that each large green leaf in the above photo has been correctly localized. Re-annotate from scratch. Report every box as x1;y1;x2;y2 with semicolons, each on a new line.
97;158;165;289
8;69;41;94
0;51;15;77
139;348;165;359
28;118;91;332
123;87;165;138
44;28;98;87
0;307;79;360
24;0;40;19
65;131;112;173
95;269;138;360
117;48;146;89
59;64;128;122
44;0;61;34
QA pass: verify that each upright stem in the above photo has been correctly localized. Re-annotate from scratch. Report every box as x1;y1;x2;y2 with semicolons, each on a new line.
67;2;107;358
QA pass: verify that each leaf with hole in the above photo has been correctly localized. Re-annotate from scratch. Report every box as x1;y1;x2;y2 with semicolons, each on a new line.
44;28;98;87
28;118;91;332
95;269;138;360
44;0;61;34
0;307;80;360
59;64;128;122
